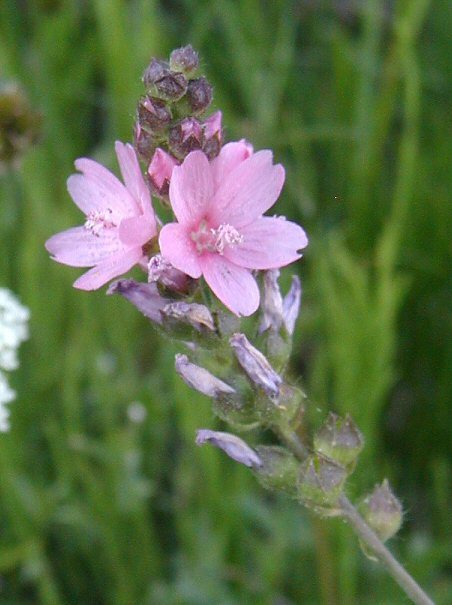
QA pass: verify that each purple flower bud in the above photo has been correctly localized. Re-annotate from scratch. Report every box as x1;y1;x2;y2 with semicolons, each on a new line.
186;77;213;115
107;280;170;325
161;302;215;333
137;96;172;132
142;58;170;88
175;354;235;398
282;275;302;335
133;122;157;163
196;429;262;468
260;269;284;333
147;148;178;196
229;333;282;399
360;480;403;542
169;45;199;75
148;254;189;293
169;117;204;159
202;111;223;160
142;58;188;101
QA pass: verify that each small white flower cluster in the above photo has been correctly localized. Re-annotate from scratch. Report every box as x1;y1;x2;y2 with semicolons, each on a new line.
0;288;30;432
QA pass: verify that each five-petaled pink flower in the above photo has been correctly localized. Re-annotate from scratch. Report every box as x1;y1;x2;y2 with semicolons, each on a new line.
159;141;308;316
46;142;157;290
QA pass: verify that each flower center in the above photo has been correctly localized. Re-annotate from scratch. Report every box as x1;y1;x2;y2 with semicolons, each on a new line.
84;209;116;236
190;220;243;255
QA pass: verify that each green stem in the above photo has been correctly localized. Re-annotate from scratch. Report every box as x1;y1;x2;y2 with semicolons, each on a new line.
338;495;434;605
275;429;434;605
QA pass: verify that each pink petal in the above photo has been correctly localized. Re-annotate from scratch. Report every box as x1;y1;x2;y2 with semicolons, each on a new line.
200;254;260;316
118;215;155;247
45;226;123;267
209;150;285;228
168;151;214;226
114;142;153;217
159;222;202;279
67;171;137;221
148;148;178;190
224;217;308;270
73;248;143;290
210;139;253;190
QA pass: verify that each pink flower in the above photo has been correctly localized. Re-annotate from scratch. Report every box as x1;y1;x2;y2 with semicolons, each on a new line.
159;141;308;316
46;142;157;290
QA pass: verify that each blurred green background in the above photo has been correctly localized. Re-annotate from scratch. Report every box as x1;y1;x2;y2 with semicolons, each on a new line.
0;0;450;603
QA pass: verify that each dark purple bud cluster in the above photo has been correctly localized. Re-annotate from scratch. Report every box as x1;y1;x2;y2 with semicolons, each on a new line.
134;45;223;180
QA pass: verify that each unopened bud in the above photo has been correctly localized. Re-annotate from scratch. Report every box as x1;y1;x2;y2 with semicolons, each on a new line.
254;446;299;497
107;280;169;325
169;117;203;159
186;77;213;114
143;58;169;88
175;354;235;398
169;45;199;76
298;454;347;513
143;58;187;101
137;96;172;132
314;413;364;469
134;122;157;163
196;429;261;468
202;111;223;159
282;275;302;336
161;302;215;334
360;480;403;542
230;333;282;400
147;148;178;196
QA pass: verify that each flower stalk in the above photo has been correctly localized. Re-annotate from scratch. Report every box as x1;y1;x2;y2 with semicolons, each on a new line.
44;45;435;605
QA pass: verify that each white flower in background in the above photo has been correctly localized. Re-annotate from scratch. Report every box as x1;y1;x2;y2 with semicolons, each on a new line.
0;288;30;432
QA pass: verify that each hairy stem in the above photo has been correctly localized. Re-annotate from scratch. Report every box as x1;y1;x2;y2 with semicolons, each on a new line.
276;429;434;605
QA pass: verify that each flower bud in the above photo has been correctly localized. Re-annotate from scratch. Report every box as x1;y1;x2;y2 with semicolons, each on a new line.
147;148;178;197
260;270;284;334
175;354;235;398
148;254;190;293
186;77;213;115
143;58;187;101
161;302;215;335
142;58;169;88
314;413;364;469
196;429;262;468
169;117;203;159
202;111;223;159
360;480;403;542
137;96;172;133
133;122;157;163
282;275;302;336
107;280;170;325
230;333;282;400
169;45;199;76
298;454;347;513
254;446;299;497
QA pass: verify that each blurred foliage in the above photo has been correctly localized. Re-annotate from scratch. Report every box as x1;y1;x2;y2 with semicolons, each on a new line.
0;0;450;603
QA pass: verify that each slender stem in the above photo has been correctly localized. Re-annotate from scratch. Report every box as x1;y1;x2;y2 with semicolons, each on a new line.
275;430;435;605
338;496;434;605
